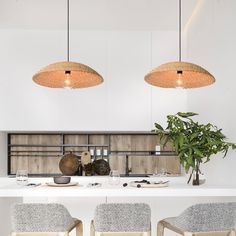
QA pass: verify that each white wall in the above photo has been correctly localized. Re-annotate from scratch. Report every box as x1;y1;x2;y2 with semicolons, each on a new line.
0;132;7;176
0;29;187;131
186;0;236;184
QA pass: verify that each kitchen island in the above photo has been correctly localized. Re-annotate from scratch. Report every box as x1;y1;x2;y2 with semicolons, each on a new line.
0;176;236;197
1;176;236;236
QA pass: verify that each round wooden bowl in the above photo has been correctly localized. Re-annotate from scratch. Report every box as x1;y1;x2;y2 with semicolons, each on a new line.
59;152;80;176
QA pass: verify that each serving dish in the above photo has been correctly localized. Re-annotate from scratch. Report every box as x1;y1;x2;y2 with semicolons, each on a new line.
129;180;169;188
46;182;78;187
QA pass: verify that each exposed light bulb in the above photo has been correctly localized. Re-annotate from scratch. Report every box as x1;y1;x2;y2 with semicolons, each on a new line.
64;71;72;89
176;70;184;89
177;77;182;85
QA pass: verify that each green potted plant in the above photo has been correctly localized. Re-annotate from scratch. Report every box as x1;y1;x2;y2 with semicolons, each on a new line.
153;112;236;185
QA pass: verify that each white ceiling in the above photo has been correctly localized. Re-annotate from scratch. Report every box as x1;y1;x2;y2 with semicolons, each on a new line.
0;0;198;30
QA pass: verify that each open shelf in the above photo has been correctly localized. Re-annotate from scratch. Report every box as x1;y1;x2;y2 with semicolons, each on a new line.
8;132;180;176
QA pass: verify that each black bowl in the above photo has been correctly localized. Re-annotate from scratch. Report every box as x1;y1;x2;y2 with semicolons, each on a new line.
53;176;71;184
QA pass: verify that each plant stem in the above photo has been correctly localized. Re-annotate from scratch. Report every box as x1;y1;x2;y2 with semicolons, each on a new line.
187;168;194;184
193;161;200;185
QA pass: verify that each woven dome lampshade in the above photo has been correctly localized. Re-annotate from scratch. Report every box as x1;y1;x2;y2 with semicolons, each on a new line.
33;61;103;88
32;0;103;89
144;0;215;89
145;61;215;88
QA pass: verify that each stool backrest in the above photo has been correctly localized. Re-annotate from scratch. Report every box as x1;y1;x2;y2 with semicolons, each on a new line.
175;202;236;232
94;203;151;232
11;203;74;232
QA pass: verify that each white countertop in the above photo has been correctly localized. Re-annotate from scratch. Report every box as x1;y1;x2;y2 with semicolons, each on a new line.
0;176;236;197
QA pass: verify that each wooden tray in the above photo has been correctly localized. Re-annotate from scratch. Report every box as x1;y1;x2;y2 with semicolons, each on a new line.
129;181;169;188
45;182;79;187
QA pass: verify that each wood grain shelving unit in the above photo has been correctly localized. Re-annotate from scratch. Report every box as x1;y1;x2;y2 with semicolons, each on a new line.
8;132;181;176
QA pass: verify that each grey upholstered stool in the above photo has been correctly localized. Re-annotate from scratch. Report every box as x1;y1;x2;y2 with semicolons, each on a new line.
157;202;236;236
11;203;83;236
91;203;151;236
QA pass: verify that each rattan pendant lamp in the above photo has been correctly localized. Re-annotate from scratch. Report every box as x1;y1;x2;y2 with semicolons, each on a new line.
32;0;103;89
144;0;215;88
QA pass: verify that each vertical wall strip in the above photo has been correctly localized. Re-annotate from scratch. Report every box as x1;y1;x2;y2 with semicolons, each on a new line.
179;0;182;61
150;31;153;130
67;0;70;61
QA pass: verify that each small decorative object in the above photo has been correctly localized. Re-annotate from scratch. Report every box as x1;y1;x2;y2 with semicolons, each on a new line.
59;151;80;176
130;180;169;188
84;163;94;176
53;176;71;184
153;112;236;185
81;151;91;166
93;159;110;175
76;160;83;176
87;182;102;188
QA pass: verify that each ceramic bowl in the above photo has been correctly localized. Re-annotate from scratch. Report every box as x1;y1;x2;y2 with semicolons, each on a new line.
53;176;71;184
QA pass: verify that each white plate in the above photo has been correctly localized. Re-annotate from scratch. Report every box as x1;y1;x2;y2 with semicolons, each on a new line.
129;181;169;188
46;182;78;187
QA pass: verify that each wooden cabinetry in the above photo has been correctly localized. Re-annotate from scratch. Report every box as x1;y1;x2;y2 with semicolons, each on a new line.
8;132;180;176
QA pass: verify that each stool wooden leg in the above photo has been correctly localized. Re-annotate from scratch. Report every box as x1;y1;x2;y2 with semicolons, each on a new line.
229;230;236;236
59;233;69;236
184;232;193;236
157;221;165;236
76;220;83;236
90;221;95;236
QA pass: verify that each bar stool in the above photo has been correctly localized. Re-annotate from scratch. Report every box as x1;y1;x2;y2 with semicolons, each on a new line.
91;203;151;236
11;203;83;236
157;202;236;236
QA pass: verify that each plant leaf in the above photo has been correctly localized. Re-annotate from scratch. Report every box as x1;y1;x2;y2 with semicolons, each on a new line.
154;123;164;131
177;112;198;118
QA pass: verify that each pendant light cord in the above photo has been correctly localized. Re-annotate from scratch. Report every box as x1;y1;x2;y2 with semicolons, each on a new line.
179;0;181;62
67;0;70;62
